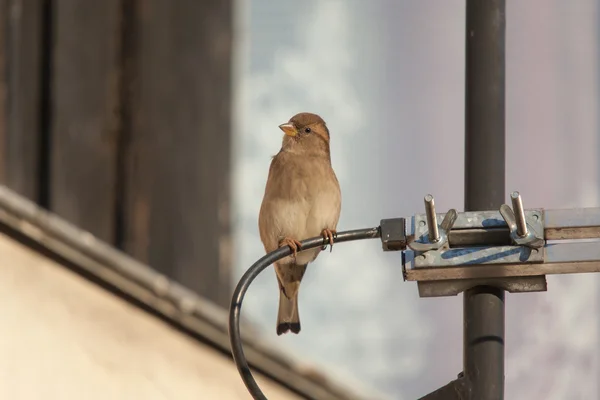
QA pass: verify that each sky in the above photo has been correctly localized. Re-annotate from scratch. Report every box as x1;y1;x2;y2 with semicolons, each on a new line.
231;1;600;398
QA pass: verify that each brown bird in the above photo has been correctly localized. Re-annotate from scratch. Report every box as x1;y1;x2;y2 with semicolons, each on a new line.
258;112;341;335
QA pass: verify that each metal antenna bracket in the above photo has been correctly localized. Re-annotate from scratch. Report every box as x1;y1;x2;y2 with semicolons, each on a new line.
404;191;551;297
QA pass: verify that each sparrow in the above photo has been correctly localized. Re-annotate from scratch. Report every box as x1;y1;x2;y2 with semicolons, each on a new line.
258;112;341;335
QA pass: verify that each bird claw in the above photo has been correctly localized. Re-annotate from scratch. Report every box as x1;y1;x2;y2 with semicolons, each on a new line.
321;229;337;252
279;237;303;259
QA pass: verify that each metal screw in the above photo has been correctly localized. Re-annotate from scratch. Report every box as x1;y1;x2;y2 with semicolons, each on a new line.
424;194;439;243
510;191;528;237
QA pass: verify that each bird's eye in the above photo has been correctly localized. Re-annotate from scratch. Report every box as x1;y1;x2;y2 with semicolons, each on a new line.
304;127;311;133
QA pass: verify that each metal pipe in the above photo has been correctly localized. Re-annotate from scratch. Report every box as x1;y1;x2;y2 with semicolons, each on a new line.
424;194;440;242
464;0;506;398
511;191;528;237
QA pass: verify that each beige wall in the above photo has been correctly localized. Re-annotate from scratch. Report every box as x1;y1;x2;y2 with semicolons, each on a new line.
0;233;301;400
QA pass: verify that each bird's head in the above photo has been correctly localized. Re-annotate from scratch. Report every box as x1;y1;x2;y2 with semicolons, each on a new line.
279;112;330;156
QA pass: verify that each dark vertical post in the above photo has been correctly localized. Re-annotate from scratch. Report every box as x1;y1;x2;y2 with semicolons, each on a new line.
597;7;600;400
0;0;6;176
464;0;506;399
49;0;122;243
0;0;44;201
124;0;233;307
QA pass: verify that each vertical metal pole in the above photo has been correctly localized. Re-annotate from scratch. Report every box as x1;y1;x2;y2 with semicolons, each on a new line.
464;0;506;399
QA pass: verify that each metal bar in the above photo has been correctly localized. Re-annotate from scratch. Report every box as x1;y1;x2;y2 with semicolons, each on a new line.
410;207;600;246
544;207;600;240
414;245;544;268
464;0;506;398
405;241;600;281
413;208;600;232
417;276;547;297
545;241;600;262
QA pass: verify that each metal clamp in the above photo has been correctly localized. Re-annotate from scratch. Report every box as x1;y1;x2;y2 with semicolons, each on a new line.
408;194;458;252
380;218;407;251
499;191;544;248
404;191;548;297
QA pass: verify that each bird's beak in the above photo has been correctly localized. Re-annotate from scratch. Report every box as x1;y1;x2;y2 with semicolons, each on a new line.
278;123;297;137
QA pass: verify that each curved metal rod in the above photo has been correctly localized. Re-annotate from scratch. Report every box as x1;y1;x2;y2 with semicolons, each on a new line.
228;227;382;399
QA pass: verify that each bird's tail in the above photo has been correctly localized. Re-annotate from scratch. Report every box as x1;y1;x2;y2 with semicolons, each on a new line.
277;290;300;335
275;262;307;335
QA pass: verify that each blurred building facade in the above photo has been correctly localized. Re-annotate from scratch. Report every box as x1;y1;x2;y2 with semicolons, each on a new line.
0;0;233;308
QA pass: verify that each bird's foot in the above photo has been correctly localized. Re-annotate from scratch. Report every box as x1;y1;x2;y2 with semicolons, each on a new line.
321;229;337;252
279;237;303;259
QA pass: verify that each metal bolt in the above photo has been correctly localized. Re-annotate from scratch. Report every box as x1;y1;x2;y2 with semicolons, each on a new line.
510;191;528;237
424;194;439;243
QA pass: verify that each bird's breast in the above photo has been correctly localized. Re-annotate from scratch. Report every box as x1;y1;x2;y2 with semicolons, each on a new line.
259;153;341;259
